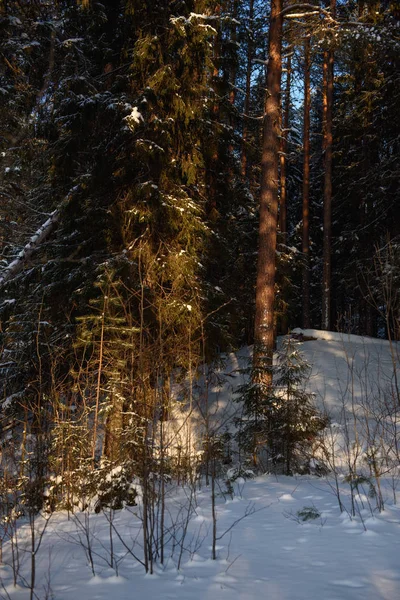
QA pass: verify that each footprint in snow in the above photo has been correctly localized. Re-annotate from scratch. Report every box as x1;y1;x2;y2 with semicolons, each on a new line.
362;529;379;537
344;529;359;534
331;579;365;588
364;517;383;527
303;495;323;500
209;583;230;592
174;574;186;585
213;574;237;584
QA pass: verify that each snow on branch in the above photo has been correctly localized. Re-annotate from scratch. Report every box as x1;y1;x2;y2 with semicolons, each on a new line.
0;191;76;287
285;11;320;18
0;211;60;286
281;4;335;22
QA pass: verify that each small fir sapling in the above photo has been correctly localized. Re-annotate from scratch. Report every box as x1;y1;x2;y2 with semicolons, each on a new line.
237;336;328;474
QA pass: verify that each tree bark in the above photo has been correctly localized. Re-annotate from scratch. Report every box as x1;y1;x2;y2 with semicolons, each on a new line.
228;0;239;170
302;37;311;328
279;52;291;238
253;0;283;387
321;0;336;331
206;3;222;218
241;0;254;179
229;0;239;107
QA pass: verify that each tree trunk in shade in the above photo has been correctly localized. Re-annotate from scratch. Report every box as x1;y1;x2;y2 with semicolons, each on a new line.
241;0;254;179
279;52;291;238
322;0;336;330
302;37;311;329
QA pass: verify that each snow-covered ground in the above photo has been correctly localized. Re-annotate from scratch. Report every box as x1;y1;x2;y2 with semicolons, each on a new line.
2;475;399;600
1;331;399;600
293;328;399;414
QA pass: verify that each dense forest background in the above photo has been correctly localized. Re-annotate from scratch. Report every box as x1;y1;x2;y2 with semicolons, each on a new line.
0;0;399;531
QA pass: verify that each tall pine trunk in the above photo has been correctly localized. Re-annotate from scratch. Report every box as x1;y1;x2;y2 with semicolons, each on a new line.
302;37;311;329
253;0;283;387
229;0;239;107
279;52;291;238
241;0;254;178
228;0;239;170
207;3;222;217
322;0;336;330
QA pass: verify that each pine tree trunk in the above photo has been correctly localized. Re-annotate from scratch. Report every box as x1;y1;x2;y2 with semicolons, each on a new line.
229;0;239;107
302;38;311;329
253;0;283;387
322;0;336;331
228;1;239;171
241;0;254;178
279;52;291;238
207;3;222;218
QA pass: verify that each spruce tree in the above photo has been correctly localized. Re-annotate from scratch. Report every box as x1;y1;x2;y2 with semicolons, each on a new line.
0;0;219;500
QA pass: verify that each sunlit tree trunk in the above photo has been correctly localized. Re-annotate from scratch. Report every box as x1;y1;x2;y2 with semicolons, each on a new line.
253;0;283;387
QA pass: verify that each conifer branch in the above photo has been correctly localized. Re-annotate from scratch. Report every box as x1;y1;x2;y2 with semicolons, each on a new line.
0;191;76;287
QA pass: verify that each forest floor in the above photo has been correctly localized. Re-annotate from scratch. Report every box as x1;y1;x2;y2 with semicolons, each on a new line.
1;331;400;600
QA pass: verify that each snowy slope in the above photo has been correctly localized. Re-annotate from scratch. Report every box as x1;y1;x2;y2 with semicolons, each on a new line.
293;328;399;414
1;331;399;600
